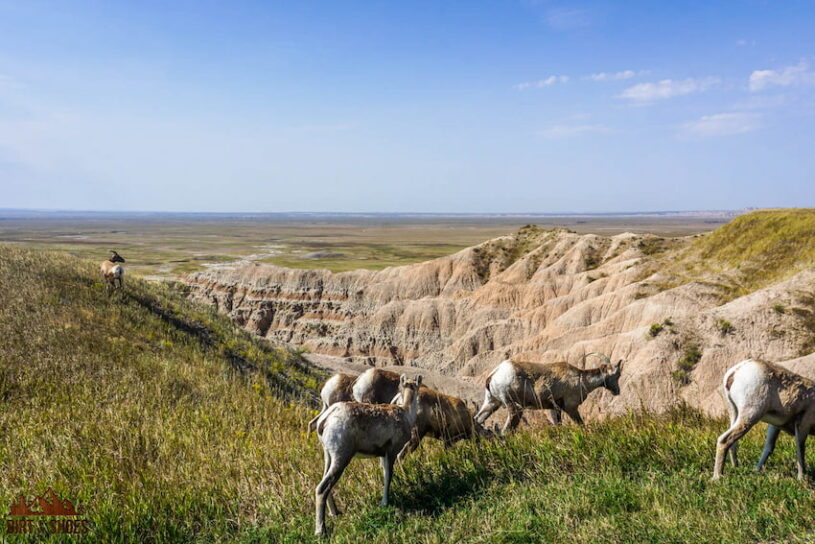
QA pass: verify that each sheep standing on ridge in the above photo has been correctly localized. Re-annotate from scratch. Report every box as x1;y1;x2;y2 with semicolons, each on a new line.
314;374;422;536
100;251;125;294
308;373;356;433
713;359;815;481
474;353;623;433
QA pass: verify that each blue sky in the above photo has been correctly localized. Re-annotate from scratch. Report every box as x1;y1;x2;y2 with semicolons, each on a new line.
1;0;814;213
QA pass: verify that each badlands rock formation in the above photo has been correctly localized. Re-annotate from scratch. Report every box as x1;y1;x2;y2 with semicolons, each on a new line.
185;213;815;420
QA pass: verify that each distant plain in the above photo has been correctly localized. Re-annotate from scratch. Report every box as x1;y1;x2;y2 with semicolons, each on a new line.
0;210;739;277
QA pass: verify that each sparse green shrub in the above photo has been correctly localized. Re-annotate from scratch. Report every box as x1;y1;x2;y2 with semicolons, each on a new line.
674;345;703;385
648;323;664;337
773;303;786;314
716;318;735;335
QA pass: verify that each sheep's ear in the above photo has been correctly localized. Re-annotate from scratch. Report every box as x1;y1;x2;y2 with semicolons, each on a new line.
416;375;423;386
400;374;407;385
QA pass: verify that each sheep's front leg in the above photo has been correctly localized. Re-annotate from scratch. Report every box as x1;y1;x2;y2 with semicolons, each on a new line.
563;405;584;425
397;430;421;463
794;417;812;481
756;424;781;471
380;454;395;507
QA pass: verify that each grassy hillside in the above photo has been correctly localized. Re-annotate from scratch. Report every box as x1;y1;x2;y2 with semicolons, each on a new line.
670;208;815;298
2;246;815;543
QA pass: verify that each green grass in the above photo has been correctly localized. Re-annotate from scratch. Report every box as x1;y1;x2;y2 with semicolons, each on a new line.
671;208;815;298
3;246;815;543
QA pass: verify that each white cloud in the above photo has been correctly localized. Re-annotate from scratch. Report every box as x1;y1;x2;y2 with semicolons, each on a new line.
618;77;719;103
749;61;815;91
736;39;756;47
588;70;641;81
514;75;569;90
538;124;611;138
680;112;760;137
546;8;591;30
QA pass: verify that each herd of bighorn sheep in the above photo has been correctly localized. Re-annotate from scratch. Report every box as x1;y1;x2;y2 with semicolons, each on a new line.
310;355;622;535
311;355;815;535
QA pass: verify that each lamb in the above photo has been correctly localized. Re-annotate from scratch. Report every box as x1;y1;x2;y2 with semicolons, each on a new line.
307;373;357;433
352;368;401;404
390;385;490;459
474;353;623;433
100;250;125;294
314;374;422;536
713;359;815;481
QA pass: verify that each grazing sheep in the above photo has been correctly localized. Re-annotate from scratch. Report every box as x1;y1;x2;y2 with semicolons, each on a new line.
713;359;815;481
474;353;623;433
314;374;422;536
308;373;357;433
352;368;401;404
100;251;125;294
390;386;491;459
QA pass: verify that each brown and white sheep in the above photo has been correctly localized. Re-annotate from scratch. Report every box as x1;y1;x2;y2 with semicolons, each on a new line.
314;374;422;536
713;359;815;481
308;373;356;433
100;250;125;293
474;353;623;433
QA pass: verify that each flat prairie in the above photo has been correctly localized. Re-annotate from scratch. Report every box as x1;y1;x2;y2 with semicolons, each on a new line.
0;210;738;277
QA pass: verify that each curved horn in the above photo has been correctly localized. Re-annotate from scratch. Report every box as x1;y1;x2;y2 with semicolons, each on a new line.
584;352;611;366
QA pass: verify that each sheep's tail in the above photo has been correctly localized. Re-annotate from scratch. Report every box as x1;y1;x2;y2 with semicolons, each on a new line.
316;403;342;437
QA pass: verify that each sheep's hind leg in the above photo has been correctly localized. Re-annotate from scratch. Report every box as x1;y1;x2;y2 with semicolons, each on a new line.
756;424;781;471
475;389;501;425
713;411;760;480
315;453;350;535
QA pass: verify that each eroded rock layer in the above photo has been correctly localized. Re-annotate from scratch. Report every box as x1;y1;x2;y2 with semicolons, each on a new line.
185;224;815;419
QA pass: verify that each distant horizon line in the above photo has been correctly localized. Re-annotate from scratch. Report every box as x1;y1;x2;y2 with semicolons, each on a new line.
0;207;762;218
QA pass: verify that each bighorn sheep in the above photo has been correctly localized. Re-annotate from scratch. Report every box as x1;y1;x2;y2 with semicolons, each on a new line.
314;374;422;536
308;373;356;433
391;385;490;459
352;368;401;404
474;353;623;433
100;251;125;293
713;359;815;481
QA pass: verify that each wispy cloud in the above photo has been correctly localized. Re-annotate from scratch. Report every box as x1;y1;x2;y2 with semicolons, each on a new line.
546;8;591;30
514;75;569;90
538;124;612;138
618;77;719;103
736;39;756;47
587;70;646;82
749;61;815;91
680;112;760;137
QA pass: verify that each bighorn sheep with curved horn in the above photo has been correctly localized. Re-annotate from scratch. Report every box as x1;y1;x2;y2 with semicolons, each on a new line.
713;359;815;481
474;352;623;433
308;373;356;433
100;251;125;294
314;374;422;536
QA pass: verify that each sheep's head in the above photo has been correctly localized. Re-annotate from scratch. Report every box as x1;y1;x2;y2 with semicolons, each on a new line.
585;352;623;396
398;374;422;408
603;360;624;396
